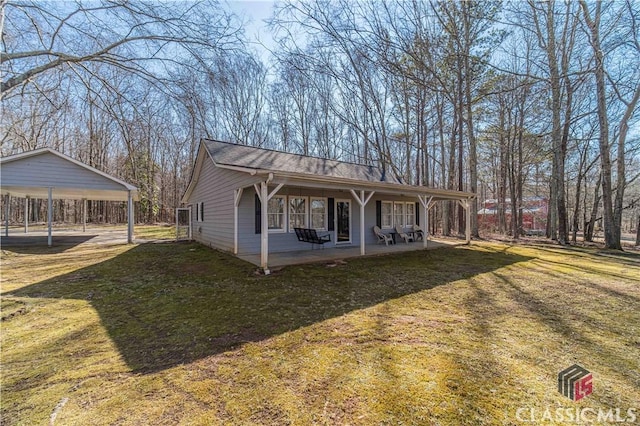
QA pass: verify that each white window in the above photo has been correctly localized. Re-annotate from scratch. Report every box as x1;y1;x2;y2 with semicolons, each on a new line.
268;196;286;232
381;201;393;228
288;196;308;231
405;202;415;226
394;202;405;228
310;198;327;230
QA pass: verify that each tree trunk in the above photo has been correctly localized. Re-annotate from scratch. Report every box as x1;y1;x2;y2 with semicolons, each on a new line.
585;173;601;242
579;0;619;249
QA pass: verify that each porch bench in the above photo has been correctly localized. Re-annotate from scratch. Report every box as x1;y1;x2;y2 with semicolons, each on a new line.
294;227;331;248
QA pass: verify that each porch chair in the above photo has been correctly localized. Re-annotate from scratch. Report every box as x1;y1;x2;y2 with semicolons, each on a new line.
412;224;425;241
394;225;414;243
373;226;393;246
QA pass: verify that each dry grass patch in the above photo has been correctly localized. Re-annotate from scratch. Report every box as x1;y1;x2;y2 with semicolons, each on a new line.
1;240;638;425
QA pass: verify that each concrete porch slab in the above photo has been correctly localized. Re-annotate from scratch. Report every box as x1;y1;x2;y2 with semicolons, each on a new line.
238;238;462;268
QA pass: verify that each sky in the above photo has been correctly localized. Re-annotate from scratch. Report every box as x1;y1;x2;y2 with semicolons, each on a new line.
226;0;278;62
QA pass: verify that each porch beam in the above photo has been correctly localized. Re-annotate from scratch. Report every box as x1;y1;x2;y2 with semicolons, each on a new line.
233;187;244;255
349;189;375;256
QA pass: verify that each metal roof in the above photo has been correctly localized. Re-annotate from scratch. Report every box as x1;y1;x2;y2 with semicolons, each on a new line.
1;148;138;201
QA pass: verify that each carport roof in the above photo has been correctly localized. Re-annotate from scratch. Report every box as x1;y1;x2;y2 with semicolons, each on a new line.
1;148;138;201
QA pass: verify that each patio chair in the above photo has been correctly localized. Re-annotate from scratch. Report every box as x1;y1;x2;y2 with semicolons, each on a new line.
412;224;425;241
373;226;393;246
394;225;414;243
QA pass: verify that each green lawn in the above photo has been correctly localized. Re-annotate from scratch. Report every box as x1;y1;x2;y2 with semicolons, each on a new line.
1;239;638;425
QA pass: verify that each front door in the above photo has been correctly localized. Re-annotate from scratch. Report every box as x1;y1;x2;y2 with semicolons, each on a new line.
336;199;351;243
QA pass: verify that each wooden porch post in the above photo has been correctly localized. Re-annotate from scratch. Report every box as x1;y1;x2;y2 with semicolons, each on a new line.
47;187;53;247
418;195;433;249
350;189;375;256
260;181;269;273
233;188;243;255
255;177;282;274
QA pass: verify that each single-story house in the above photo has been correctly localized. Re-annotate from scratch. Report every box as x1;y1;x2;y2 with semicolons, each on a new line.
182;139;474;273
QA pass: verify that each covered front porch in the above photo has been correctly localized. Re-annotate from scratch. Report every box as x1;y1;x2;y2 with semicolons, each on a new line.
239;237;463;268
245;174;474;273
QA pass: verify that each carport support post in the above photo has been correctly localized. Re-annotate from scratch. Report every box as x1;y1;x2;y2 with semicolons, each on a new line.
4;193;9;237
47;187;53;247
465;199;471;244
24;197;29;233
458;199;471;244
127;190;134;244
82;198;87;232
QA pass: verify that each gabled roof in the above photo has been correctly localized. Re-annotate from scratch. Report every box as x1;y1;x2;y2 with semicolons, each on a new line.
183;139;475;202
204;139;402;184
1;148;138;201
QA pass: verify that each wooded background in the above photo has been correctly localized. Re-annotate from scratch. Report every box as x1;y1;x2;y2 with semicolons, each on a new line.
2;0;639;249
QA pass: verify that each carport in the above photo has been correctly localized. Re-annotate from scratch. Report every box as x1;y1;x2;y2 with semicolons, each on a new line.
1;148;138;246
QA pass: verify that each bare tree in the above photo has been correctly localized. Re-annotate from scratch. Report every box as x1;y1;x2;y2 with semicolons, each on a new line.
579;0;640;249
1;0;241;96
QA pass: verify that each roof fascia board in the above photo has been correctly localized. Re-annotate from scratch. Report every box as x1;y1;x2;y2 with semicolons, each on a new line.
215;163;259;175
269;172;474;200
181;143;208;203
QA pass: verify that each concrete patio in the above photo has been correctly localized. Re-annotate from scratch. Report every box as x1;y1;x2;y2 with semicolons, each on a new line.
238;238;464;267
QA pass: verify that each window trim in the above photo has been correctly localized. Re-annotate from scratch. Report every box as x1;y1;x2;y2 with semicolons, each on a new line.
405;201;416;227
381;201;393;229
394;201;405;228
195;201;204;223
288;196;309;232
267;195;287;233
310;197;328;231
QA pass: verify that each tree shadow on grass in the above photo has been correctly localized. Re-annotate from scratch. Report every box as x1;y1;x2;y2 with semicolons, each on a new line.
0;235;99;254
5;242;532;374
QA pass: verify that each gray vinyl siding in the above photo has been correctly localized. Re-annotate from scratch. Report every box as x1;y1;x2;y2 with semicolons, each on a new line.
1;152;125;190
185;157;258;252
